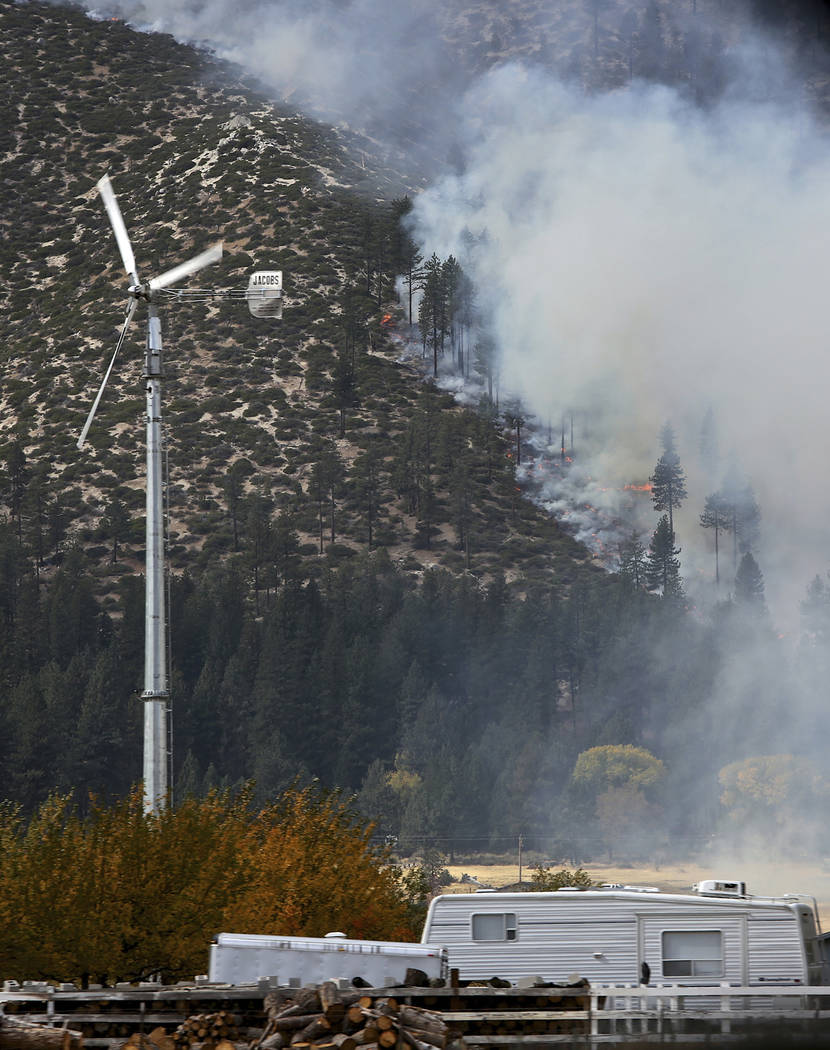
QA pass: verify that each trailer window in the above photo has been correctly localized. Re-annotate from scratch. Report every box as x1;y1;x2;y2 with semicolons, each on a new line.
661;931;723;977
472;913;518;942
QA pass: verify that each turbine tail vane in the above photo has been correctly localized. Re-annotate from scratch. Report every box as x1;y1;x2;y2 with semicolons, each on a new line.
97;174;138;282
148;241;223;290
77;298;137;450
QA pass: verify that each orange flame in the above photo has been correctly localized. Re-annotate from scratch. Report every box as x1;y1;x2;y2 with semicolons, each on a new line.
380;313;393;326
624;483;653;492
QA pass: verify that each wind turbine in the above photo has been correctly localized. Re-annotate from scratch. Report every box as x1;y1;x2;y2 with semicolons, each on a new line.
78;174;282;815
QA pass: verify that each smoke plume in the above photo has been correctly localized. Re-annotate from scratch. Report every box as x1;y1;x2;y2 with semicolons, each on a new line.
409;59;830;625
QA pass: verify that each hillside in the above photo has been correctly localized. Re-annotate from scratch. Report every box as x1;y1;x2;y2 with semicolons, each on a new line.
0;0;600;598
2;0;830;872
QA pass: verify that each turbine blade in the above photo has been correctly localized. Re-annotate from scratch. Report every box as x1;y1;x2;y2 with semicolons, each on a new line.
77;298;137;451
97;174;138;281
148;241;223;290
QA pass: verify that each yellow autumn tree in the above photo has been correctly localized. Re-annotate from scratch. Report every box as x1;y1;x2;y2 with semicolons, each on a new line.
718;754;829;853
571;745;666;861
0;784;414;986
224;784;414;942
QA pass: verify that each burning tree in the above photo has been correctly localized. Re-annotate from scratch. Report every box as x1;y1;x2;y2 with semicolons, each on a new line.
650;422;687;537
645;514;683;598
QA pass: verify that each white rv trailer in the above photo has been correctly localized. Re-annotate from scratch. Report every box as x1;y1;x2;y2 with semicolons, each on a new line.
421;880;829;987
209;932;446;987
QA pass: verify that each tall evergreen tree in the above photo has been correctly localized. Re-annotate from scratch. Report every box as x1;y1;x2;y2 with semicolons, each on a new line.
734;551;765;609
389;197;423;324
618;531;647;589
474;334;498;405
645;514;683;598
4;439;28;541
719;465;761;568
244;490;273;612
100;490;132;564
418;254;445;378
650;422;687;536
441;255;463;364
223;461;247;552
351;445;383;549
699;491;729;584
269;509;301;592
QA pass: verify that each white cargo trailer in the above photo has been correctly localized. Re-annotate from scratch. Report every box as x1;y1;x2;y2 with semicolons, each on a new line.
209;932;446;987
421;881;829;987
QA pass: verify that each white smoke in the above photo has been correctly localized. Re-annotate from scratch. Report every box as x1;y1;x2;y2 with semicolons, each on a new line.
79;0;467;158
409;62;830;626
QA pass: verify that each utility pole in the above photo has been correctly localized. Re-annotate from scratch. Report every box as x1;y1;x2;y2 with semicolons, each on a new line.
518;834;524;884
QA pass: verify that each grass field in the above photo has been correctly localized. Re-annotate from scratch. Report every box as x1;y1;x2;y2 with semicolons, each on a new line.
442;858;830;927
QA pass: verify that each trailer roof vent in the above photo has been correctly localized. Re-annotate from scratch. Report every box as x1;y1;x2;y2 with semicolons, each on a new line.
693;879;747;897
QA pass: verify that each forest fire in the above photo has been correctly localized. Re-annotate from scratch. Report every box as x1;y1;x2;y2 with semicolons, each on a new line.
624;483;653;492
380;313;393;327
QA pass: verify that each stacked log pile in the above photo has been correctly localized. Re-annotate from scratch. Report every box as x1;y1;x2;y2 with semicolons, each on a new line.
388;977;592;1042
0;1016;84;1050
123;1012;241;1050
260;983;449;1050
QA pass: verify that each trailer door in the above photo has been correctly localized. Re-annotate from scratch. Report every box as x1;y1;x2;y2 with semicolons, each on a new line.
640;914;746;985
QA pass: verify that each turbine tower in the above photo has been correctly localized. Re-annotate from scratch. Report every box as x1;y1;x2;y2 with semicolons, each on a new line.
79;174;282;814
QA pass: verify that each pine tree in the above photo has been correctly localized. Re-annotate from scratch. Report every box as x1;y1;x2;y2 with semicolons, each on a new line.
719;465;761;568
474;333;498;405
699;491;729;584
504;403;525;467
734;551;765;609
389;197;423;323
333;288;364;437
269;509;300;591
4;439;28;542
223;461;247;551
650;422;687;537
100;490;132;564
618;531;647;589
310;444;345;548
244;490;273;612
351;445;382;548
418;254;444;378
646;514;683;598
441;255;463;365
801;572;830;647
22;468;49;579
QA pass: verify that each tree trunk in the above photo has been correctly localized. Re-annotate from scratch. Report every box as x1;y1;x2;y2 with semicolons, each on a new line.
396;1009;446;1040
291;1017;331;1045
319;982;345;1025
0;1018;84;1050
